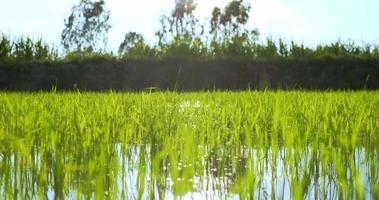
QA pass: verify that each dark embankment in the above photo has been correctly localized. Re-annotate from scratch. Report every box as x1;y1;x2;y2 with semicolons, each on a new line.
0;58;378;91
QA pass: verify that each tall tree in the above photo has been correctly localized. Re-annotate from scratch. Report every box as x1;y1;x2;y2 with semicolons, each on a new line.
118;32;144;54
156;0;201;43
210;0;251;39
171;0;198;36
61;0;111;52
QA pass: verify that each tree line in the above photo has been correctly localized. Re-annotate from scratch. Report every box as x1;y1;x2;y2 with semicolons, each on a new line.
1;0;379;62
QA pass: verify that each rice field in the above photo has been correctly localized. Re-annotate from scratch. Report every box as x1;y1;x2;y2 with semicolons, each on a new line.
0;91;378;199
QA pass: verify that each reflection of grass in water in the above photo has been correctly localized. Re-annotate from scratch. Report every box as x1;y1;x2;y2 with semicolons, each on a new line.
0;91;378;199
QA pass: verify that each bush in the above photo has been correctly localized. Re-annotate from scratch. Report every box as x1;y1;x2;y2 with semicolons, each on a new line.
0;35;58;62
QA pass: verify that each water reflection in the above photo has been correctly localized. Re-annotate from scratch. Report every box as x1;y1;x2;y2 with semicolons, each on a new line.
0;140;378;199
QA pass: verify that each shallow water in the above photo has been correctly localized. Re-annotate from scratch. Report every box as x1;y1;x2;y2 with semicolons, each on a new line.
0;143;377;199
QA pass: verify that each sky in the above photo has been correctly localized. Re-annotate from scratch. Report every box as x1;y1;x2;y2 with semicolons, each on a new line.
0;0;378;51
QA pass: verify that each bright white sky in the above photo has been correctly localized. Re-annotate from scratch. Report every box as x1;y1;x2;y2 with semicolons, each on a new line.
0;0;379;51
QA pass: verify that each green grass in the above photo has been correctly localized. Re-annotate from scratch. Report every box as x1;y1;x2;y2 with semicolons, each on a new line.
0;91;378;199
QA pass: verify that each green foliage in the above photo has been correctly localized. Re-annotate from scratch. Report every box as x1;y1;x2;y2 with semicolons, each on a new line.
118;32;157;59
211;34;252;58
0;34;12;59
255;38;279;58
373;47;379;57
289;41;313;58
313;40;375;59
2;34;379;63
0;35;58;62
157;36;207;59
210;0;251;39
61;0;111;52
14;37;34;60
63;49;115;62
118;32;144;54
124;42;156;60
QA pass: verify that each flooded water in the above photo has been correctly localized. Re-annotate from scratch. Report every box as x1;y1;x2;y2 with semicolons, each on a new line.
0;143;377;199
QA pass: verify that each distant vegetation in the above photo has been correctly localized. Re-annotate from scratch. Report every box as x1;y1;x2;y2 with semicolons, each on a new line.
0;35;58;62
1;33;379;62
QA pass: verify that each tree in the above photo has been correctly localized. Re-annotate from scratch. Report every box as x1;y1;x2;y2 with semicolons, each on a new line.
118;32;146;54
0;34;12;59
118;32;156;59
61;0;111;52
156;0;201;43
209;0;259;57
171;0;198;36
119;32;144;54
210;7;221;37
210;0;251;39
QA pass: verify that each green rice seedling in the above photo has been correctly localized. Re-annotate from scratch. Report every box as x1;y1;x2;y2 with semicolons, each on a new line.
0;91;378;199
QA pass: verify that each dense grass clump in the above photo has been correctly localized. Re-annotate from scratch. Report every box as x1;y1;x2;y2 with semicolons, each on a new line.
0;91;378;199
